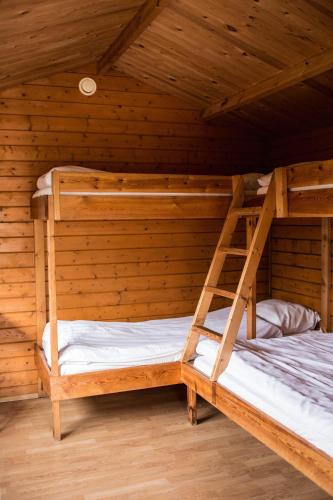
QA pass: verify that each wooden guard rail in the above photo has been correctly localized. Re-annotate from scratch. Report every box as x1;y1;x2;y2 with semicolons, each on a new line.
49;171;235;221
275;160;333;218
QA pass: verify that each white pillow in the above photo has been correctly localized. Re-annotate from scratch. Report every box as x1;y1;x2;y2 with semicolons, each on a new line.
196;306;281;357
257;186;268;195
37;166;103;189
256;299;320;334
258;172;272;187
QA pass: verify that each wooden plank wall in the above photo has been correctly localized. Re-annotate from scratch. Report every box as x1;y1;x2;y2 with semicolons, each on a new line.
54;219;269;323
271;126;333;167
271;218;322;312
0;66;266;400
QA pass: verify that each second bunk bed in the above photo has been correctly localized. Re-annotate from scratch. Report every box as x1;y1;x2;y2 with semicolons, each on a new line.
181;159;333;496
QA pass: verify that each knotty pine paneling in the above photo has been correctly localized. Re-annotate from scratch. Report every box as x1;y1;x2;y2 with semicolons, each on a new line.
0;67;266;399
53;219;268;322
271;218;323;313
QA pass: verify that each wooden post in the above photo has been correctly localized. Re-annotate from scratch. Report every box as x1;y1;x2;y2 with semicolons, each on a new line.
47;196;61;440
34;220;46;348
275;167;288;218
246;216;256;339
34;219;47;397
267;229;272;298
52;401;61;440
321;218;331;332
187;387;197;425
52;170;61;220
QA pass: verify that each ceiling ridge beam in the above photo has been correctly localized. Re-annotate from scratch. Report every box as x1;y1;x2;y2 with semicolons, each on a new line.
98;0;171;75
201;46;333;120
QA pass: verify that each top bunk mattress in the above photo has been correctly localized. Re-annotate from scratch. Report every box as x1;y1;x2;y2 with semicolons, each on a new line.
42;305;281;376
193;332;333;457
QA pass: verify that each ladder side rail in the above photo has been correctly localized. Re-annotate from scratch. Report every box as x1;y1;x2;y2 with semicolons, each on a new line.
182;175;244;362
246;216;257;340
210;176;276;381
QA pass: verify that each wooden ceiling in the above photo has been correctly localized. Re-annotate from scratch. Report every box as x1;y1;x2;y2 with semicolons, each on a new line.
0;0;145;90
1;0;333;136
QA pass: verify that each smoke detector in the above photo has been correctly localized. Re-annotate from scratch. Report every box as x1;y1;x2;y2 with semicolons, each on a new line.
79;77;97;96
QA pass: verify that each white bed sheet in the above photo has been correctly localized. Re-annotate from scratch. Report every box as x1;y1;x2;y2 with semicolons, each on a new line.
42;307;281;375
193;332;333;457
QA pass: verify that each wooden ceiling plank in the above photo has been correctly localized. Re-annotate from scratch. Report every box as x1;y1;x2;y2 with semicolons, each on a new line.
202;46;333;120
116;54;208;106
135;25;244;93
118;41;236;101
171;1;287;71
0;55;99;93
0;1;142;36
98;0;171;75
152;8;279;86
178;0;327;65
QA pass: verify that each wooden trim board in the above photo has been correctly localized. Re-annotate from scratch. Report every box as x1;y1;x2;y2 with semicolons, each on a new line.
35;346;181;401
321;218;331;332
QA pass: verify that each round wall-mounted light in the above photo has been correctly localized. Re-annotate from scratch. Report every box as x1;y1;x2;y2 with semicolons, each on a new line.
79;77;97;96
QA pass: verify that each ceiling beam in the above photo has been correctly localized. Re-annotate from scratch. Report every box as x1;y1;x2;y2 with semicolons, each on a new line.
98;0;171;75
202;47;333;120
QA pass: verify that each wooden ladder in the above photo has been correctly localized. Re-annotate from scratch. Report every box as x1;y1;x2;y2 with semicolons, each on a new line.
182;173;276;381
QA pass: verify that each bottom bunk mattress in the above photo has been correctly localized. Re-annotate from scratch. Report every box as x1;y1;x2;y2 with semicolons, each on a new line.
42;306;281;375
193;332;333;457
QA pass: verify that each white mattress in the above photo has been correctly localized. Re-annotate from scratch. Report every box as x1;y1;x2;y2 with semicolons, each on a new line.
42;307;281;375
193;332;333;457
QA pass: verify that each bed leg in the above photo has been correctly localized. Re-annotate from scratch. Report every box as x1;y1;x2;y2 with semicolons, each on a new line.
37;377;45;397
187;386;197;425
52;401;61;440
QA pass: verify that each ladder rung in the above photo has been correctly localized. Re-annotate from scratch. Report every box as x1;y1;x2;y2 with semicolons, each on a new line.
232;206;262;217
205;286;236;300
219;246;249;256
192;324;223;342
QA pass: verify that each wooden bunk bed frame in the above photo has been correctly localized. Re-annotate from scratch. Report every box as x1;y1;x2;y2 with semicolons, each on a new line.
31;162;333;494
31;171;236;441
181;159;333;496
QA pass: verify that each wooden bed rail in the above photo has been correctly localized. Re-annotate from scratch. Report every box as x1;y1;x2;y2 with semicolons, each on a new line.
275;160;333;218
30;160;333;221
33;171;236;221
54;171;234;195
182;364;333;496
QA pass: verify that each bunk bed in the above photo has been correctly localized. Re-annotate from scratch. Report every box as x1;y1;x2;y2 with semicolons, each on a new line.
31;168;246;441
31;161;333;493
181;159;333;496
